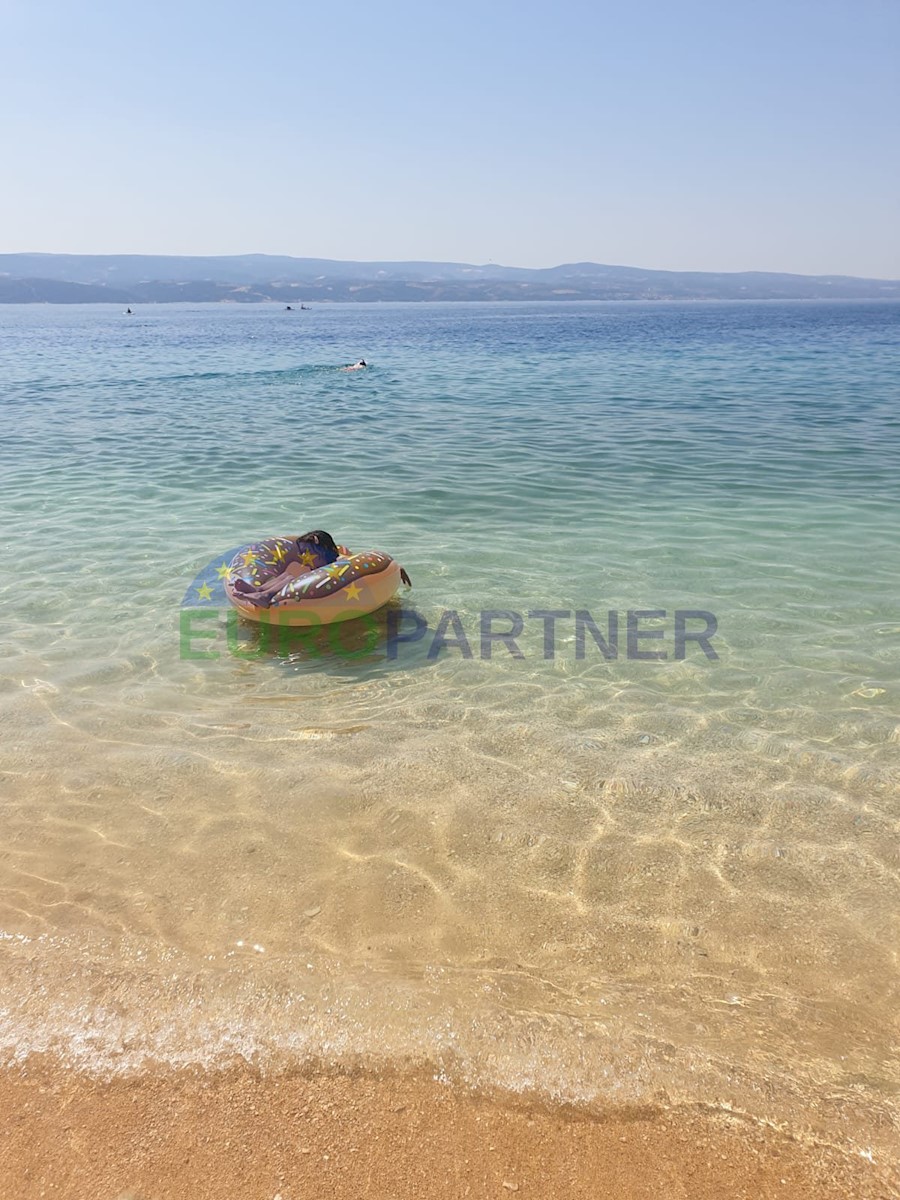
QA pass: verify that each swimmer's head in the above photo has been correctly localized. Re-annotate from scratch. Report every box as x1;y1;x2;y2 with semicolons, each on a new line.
297;530;340;561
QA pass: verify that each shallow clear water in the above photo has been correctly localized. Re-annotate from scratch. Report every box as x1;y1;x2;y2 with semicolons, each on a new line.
0;301;898;1154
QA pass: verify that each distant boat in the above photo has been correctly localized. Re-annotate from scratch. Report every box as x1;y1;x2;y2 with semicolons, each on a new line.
125;307;133;315
300;304;310;310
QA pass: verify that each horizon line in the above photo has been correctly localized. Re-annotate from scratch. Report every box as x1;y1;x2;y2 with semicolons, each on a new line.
2;251;898;284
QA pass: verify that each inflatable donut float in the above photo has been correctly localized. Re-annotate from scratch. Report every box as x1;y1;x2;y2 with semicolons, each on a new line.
224;536;404;626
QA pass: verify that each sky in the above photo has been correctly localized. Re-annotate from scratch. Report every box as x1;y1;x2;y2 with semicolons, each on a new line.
2;0;898;276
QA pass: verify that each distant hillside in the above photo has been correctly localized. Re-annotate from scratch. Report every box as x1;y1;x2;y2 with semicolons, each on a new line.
0;253;897;303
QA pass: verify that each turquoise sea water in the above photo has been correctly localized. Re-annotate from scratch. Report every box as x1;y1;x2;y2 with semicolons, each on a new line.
0;301;898;1159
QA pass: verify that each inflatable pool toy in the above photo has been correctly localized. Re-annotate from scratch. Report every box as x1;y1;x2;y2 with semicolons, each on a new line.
225;536;403;626
224;536;403;626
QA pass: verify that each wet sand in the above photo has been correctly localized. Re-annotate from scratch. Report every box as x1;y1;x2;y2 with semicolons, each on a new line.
1;1058;895;1200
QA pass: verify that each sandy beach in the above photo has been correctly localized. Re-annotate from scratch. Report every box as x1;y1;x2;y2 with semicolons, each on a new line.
2;1058;895;1200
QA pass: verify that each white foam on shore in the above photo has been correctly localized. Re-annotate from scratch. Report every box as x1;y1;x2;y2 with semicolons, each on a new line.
1;927;897;1171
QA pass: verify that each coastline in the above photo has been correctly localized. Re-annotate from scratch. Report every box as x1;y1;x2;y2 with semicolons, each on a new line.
2;1057;895;1200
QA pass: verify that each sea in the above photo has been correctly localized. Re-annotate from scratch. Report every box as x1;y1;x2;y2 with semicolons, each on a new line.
0;299;897;1158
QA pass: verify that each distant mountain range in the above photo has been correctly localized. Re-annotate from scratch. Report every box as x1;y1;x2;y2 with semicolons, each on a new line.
0;253;897;303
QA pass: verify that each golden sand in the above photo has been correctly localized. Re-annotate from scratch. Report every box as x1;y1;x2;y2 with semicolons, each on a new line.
1;1058;895;1200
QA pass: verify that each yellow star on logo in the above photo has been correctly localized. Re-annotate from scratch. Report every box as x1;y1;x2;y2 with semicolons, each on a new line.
242;550;257;566
215;562;230;579
299;550;317;567
344;582;362;601
196;582;213;601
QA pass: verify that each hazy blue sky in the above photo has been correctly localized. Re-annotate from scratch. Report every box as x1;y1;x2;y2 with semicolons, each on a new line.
2;0;898;275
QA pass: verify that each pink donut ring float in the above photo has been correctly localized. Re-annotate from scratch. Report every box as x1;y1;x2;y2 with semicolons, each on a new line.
225;535;404;626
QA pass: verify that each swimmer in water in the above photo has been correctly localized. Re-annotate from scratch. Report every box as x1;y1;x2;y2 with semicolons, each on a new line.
342;359;368;371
